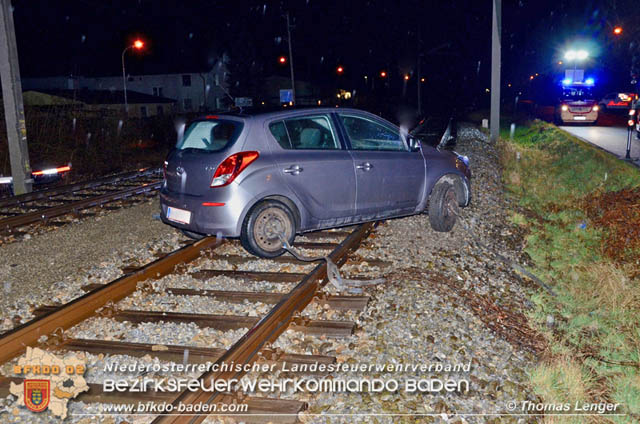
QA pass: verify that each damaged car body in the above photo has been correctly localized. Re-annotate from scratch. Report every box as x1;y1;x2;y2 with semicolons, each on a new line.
160;108;471;257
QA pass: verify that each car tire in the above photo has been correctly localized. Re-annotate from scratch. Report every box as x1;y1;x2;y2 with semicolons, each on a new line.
428;181;459;232
181;229;205;240
241;200;296;258
636;130;640;140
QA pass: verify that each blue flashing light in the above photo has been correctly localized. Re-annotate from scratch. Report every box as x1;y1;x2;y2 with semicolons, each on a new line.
562;78;573;86
585;78;595;85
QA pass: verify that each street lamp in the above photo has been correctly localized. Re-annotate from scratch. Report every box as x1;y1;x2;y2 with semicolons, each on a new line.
122;39;144;115
614;26;623;35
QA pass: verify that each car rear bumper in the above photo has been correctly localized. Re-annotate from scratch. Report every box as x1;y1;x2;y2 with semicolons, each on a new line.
159;184;252;237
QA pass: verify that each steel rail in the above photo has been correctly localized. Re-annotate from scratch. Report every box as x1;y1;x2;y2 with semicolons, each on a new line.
153;222;375;424
0;167;161;208
0;180;162;232
0;236;219;364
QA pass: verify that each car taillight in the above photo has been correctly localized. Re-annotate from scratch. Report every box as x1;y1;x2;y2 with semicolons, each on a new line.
163;161;168;179
210;151;259;187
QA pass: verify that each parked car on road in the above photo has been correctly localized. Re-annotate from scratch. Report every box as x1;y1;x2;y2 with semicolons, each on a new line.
598;92;633;110
160;108;471;257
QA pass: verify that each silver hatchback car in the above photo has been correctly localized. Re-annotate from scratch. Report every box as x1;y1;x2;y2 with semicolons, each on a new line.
160;108;471;257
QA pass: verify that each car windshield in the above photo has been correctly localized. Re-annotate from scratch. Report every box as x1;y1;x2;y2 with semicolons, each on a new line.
561;87;594;101
176;120;243;152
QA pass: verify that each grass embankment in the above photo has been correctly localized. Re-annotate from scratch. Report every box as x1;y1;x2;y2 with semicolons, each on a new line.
501;120;640;423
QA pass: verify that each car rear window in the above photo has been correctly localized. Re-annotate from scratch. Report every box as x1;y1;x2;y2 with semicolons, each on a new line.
176;120;243;152
268;115;340;150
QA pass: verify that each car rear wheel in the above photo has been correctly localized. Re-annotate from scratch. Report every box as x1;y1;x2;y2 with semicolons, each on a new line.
428;181;459;232
241;200;296;258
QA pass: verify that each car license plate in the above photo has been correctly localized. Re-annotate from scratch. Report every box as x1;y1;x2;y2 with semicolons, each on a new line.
573;116;586;121
167;206;191;224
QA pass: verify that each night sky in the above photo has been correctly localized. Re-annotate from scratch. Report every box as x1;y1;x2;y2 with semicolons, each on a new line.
11;0;637;104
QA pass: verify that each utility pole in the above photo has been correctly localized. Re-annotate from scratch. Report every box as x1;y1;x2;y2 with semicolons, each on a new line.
285;12;296;105
490;0;501;143
0;0;31;194
417;28;422;116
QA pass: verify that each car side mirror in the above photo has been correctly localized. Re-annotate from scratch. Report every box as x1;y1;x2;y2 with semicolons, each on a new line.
408;136;421;152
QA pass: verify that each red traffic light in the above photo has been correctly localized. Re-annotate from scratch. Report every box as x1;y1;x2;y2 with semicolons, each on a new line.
278;56;287;64
380;70;387;78
336;66;344;74
628;119;635;127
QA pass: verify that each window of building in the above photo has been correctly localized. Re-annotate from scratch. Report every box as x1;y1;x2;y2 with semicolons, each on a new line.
152;87;163;97
183;98;193;110
182;75;192;87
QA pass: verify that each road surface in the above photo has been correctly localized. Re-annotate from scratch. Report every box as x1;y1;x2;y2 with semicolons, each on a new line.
559;125;640;167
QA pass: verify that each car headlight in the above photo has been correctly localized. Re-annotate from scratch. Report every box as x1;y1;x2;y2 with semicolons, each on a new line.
593;105;599;111
561;105;569;111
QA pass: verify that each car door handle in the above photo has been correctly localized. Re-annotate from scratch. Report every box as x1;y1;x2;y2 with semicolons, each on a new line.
356;162;373;171
283;165;303;175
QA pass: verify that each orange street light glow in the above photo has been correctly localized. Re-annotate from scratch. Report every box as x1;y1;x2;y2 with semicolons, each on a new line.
279;56;287;64
614;26;623;35
380;71;387;78
133;39;144;49
404;74;410;80
336;66;344;73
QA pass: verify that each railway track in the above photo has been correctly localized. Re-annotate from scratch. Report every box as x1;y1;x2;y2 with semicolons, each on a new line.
0;222;384;422
0;168;162;235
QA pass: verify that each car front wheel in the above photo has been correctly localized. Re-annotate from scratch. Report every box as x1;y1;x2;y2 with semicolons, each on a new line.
241;200;296;258
428;180;459;232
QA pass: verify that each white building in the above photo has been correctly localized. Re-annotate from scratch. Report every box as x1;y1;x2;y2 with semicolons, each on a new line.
24;57;230;114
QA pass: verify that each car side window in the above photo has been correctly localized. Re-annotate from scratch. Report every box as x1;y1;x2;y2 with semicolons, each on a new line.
269;121;291;149
339;115;407;151
269;115;339;150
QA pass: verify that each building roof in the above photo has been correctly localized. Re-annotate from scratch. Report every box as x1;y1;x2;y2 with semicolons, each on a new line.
26;89;176;105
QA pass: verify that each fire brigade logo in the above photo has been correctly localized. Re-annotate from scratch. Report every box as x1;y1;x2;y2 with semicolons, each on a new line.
24;379;50;412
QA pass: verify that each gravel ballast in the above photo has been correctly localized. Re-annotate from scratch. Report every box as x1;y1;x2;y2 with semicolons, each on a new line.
0;198;179;332
0;124;542;423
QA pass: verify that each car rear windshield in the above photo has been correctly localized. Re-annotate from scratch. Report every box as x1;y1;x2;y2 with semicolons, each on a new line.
176;120;243;152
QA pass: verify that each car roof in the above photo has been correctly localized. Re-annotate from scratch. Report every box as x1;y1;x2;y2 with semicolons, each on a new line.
194;107;386;123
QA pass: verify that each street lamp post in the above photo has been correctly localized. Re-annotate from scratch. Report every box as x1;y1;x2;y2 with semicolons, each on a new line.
121;39;144;115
